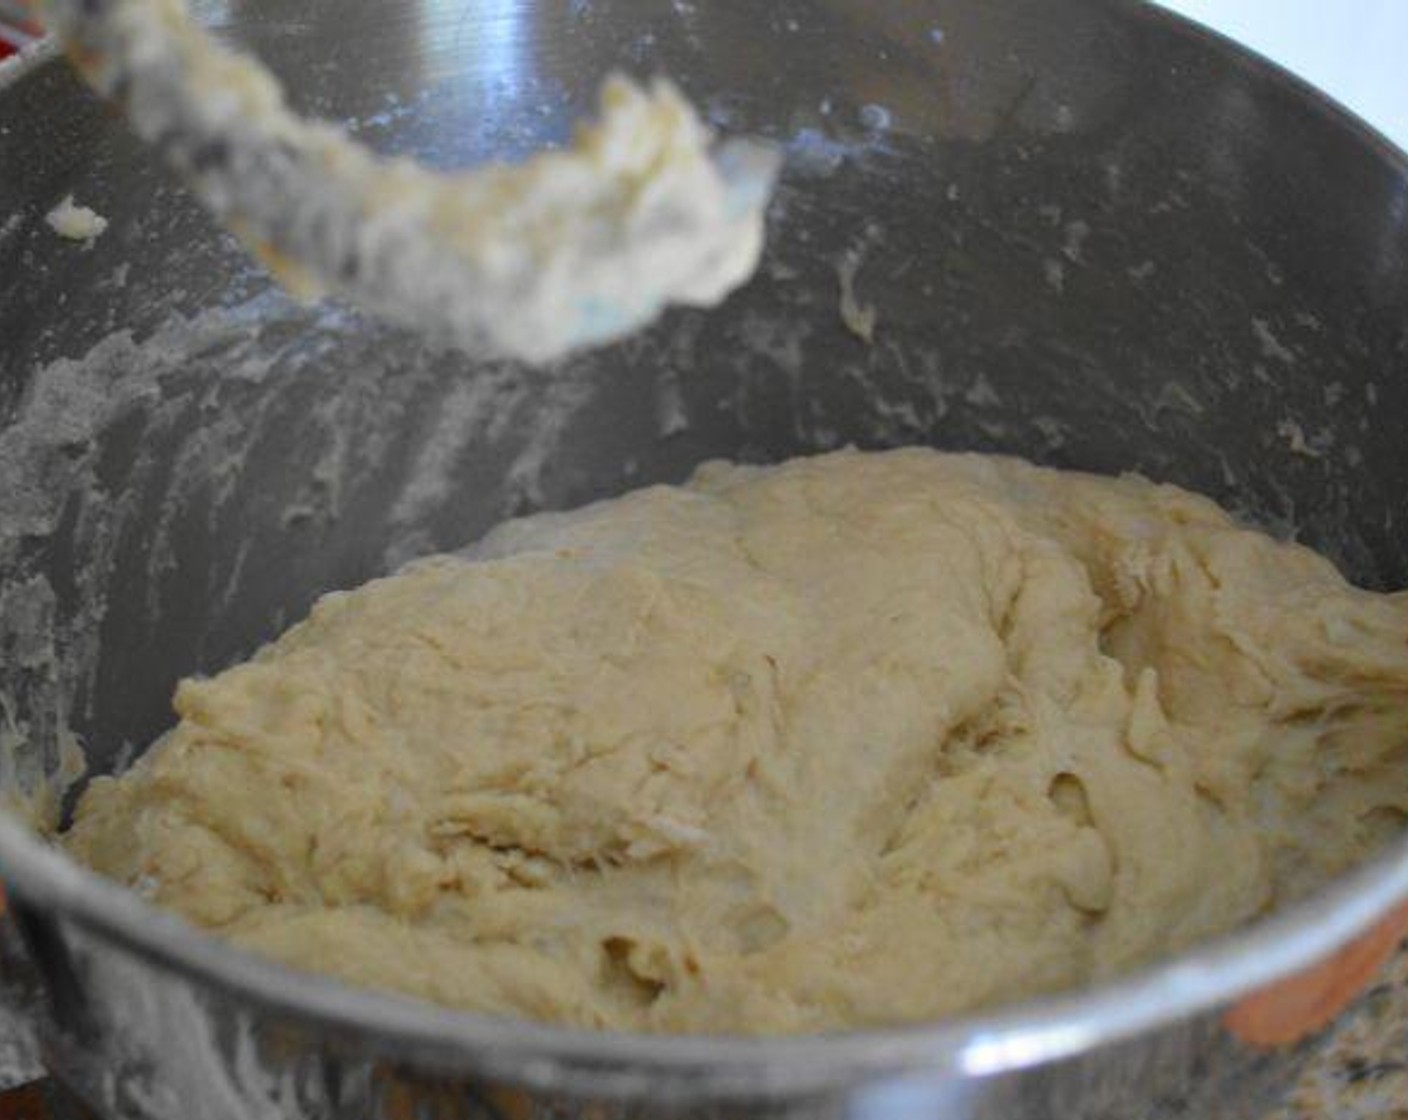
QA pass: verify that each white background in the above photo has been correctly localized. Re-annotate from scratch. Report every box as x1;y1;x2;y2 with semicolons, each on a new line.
1156;0;1408;150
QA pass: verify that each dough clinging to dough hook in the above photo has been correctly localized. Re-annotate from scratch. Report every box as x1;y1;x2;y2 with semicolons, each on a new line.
38;0;781;362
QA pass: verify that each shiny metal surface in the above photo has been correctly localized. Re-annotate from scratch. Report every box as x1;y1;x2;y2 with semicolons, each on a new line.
0;2;41;51
1;1;1408;1117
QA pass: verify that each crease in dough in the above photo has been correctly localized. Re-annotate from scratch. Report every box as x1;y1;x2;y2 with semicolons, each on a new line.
63;448;1408;1034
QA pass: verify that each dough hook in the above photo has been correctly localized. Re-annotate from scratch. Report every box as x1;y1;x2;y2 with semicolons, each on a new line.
33;0;781;363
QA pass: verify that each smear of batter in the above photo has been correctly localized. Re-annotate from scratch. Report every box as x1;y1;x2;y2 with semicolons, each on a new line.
64;449;1408;1034
837;250;877;344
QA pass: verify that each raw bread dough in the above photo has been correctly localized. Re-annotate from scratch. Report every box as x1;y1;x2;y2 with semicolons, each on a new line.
45;0;777;361
45;195;108;242
64;449;1408;1034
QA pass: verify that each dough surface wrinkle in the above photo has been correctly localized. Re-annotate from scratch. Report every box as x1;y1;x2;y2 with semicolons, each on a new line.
64;449;1408;1034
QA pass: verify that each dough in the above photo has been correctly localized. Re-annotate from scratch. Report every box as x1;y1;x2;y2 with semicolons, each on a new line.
64;449;1408;1034
45;196;108;242
48;0;777;361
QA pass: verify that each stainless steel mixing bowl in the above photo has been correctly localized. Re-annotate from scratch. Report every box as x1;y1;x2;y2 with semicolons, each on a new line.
2;1;1408;1117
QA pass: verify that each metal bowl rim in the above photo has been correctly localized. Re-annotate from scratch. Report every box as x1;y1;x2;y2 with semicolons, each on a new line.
2;811;1406;1095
